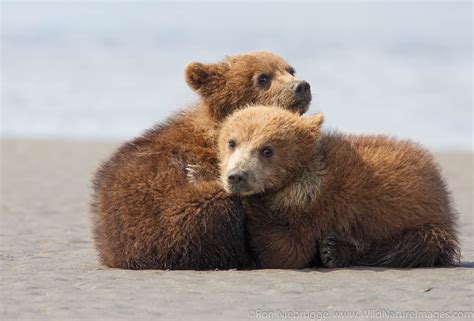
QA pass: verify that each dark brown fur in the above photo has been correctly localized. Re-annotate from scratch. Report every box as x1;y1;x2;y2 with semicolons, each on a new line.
218;107;460;269
91;52;311;269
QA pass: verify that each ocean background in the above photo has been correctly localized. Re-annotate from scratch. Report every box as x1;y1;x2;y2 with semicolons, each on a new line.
2;1;472;150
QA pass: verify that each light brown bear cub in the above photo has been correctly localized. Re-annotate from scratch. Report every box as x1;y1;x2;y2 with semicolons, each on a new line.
218;106;460;269
92;52;311;270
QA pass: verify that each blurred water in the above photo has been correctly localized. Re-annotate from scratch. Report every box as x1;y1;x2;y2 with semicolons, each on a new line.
1;2;472;150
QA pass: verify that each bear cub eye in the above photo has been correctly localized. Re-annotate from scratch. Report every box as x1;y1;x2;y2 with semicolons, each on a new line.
228;139;236;150
260;147;273;158
257;74;270;86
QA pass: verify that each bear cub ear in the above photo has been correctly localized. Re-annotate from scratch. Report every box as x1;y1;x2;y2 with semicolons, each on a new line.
302;113;324;137
185;62;226;92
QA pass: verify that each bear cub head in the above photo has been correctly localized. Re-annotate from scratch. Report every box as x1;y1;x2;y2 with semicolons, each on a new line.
185;51;312;120
218;106;324;196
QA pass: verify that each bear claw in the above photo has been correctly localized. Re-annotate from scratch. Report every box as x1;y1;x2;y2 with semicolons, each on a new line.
320;236;355;269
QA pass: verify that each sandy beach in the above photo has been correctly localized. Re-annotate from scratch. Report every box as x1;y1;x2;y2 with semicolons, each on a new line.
0;139;472;320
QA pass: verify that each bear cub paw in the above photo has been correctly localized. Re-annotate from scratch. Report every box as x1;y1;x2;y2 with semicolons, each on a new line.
185;164;217;183
320;235;357;268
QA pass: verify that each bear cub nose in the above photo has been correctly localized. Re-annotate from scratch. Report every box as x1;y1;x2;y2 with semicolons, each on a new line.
292;81;311;96
227;170;248;186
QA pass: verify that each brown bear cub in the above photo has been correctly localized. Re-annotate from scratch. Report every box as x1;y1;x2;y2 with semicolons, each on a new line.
91;52;312;269
218;106;460;269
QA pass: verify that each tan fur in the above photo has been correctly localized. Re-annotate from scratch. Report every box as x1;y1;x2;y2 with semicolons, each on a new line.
91;52;312;269
218;106;460;269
